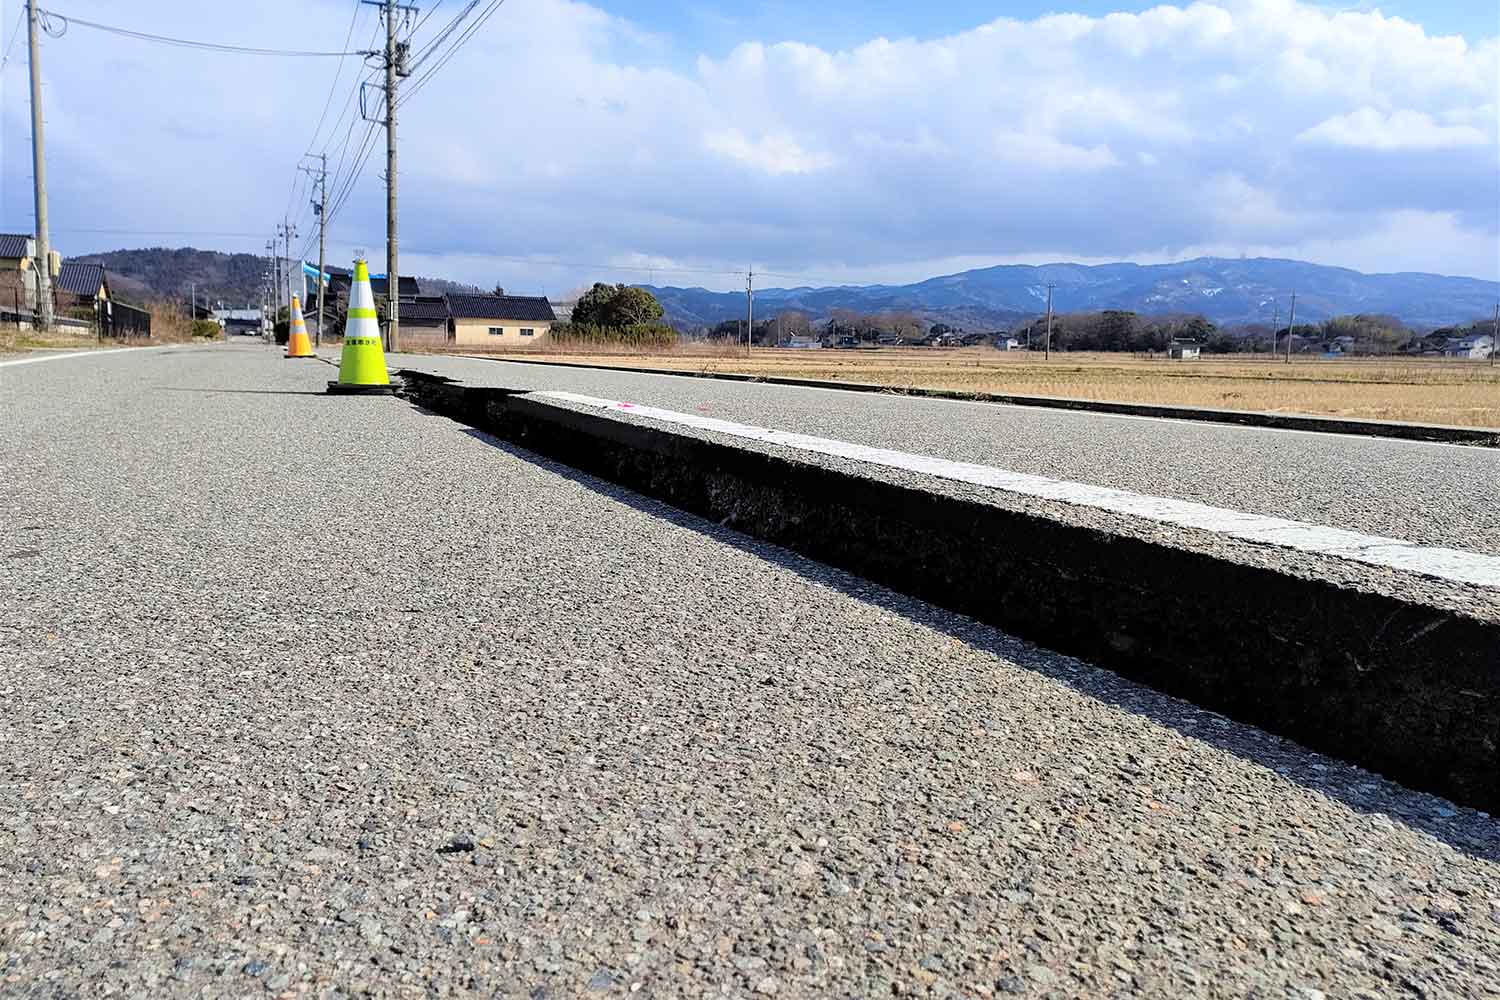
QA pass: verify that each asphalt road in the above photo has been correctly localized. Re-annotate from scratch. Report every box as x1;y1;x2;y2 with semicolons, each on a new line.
2;344;1498;998
382;352;1500;556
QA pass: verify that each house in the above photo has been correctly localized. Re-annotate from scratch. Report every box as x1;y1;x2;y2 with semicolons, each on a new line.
996;336;1022;351
0;233;59;312
1168;340;1201;360
213;308;263;335
1444;334;1494;359
445;292;557;346
783;334;821;349
401;296;450;332
54;262;109;312
324;265;420;304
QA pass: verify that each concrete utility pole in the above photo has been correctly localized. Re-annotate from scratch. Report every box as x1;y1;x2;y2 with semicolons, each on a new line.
1270;303;1279;357
302;154;329;345
363;0;416;353
265;239;278;325
1492;302;1498;368
278;220;297;312
1043;282;1055;360
27;0;53;330
745;269;754;357
1285;291;1297;364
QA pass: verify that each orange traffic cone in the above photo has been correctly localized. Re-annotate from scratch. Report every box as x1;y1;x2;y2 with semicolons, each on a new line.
285;296;315;359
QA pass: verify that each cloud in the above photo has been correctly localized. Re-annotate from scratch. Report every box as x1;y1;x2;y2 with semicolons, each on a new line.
703;129;836;175
1298;108;1490;151
0;0;1495;293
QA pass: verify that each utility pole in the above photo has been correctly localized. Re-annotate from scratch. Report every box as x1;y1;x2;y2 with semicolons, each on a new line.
745;269;754;357
302;154;329;345
278;219;298;313
1285;291;1297;364
362;0;415;352
1270;303;1279;357
1491;302;1498;368
265;239;278;330
1043;282;1055;360
27;0;53;331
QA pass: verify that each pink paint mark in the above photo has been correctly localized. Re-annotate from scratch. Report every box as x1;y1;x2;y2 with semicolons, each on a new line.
615;402;636;410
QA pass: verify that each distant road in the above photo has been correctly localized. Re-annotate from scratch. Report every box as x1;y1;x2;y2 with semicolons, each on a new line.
388;352;1500;555
3;344;1497;998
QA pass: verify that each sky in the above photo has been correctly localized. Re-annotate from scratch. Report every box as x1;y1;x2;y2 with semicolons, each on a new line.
0;0;1496;299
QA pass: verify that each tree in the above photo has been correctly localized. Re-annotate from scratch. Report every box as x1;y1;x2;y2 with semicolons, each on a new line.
570;282;665;330
492;284;506;296
607;286;665;328
570;282;618;328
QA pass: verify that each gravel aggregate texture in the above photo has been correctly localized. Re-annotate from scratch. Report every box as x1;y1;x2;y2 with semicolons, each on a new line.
379;353;1500;556
3;345;1499;999
503;386;1498;624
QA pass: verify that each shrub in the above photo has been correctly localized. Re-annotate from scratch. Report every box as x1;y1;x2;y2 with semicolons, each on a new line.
549;321;678;348
191;319;221;339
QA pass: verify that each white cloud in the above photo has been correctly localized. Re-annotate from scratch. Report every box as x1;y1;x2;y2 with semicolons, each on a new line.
0;0;1495;291
703;129;836;175
993;133;1121;171
1298;108;1490;151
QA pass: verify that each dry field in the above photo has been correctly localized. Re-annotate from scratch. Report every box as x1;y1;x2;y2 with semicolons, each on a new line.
435;344;1500;428
0;327;106;356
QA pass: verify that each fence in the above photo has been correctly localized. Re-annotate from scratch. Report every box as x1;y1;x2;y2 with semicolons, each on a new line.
96;299;151;339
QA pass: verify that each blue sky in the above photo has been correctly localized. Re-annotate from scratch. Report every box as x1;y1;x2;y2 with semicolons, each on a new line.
603;0;1497;53
0;0;1496;296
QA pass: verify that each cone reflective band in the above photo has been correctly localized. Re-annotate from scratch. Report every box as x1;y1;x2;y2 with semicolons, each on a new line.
285;295;315;359
327;259;395;395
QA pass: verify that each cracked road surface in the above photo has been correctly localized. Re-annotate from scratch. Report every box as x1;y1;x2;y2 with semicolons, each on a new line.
2;345;1497;998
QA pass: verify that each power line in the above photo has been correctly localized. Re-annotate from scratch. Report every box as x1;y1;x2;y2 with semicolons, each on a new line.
1;7;26;69
34;8;371;57
306;1;367;153
404;0;477;75
398;0;506;108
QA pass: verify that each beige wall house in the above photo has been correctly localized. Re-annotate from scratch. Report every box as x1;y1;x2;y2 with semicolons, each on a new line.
447;293;557;347
0;233;61;312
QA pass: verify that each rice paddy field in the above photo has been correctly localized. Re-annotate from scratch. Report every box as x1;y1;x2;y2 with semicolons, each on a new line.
436;344;1500;429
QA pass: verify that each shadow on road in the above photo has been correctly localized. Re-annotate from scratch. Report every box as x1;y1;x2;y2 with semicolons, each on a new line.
154;387;330;396
457;425;1500;864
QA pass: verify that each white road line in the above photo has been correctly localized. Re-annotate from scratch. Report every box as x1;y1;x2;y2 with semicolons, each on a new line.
539;390;1500;590
453;355;1492;452
0;346;166;369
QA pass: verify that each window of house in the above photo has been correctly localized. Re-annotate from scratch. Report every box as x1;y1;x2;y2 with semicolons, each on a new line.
520;328;535;337
488;326;504;336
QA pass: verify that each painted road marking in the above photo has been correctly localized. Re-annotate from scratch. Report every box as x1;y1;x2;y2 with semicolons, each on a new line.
538;390;1500;590
452;354;1492;452
0;347;167;369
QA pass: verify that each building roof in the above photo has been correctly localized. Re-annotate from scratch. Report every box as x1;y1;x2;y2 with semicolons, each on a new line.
445;293;556;322
402;299;450;321
372;275;420;298
56;262;106;297
325;266;420;298
0;233;32;259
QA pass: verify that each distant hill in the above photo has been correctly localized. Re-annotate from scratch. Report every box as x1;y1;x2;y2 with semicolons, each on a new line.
71;246;482;307
644;257;1500;331
71;247;266;307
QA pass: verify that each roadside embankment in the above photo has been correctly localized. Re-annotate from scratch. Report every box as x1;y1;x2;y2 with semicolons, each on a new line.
400;369;1500;811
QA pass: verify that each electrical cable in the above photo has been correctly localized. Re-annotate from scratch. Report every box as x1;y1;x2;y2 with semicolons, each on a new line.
399;0;505;108
1;7;26;70
35;8;368;57
306;1;366;154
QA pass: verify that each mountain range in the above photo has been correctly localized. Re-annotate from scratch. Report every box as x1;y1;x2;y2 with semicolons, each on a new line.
645;257;1499;331
70;247;480;309
65;247;1497;331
